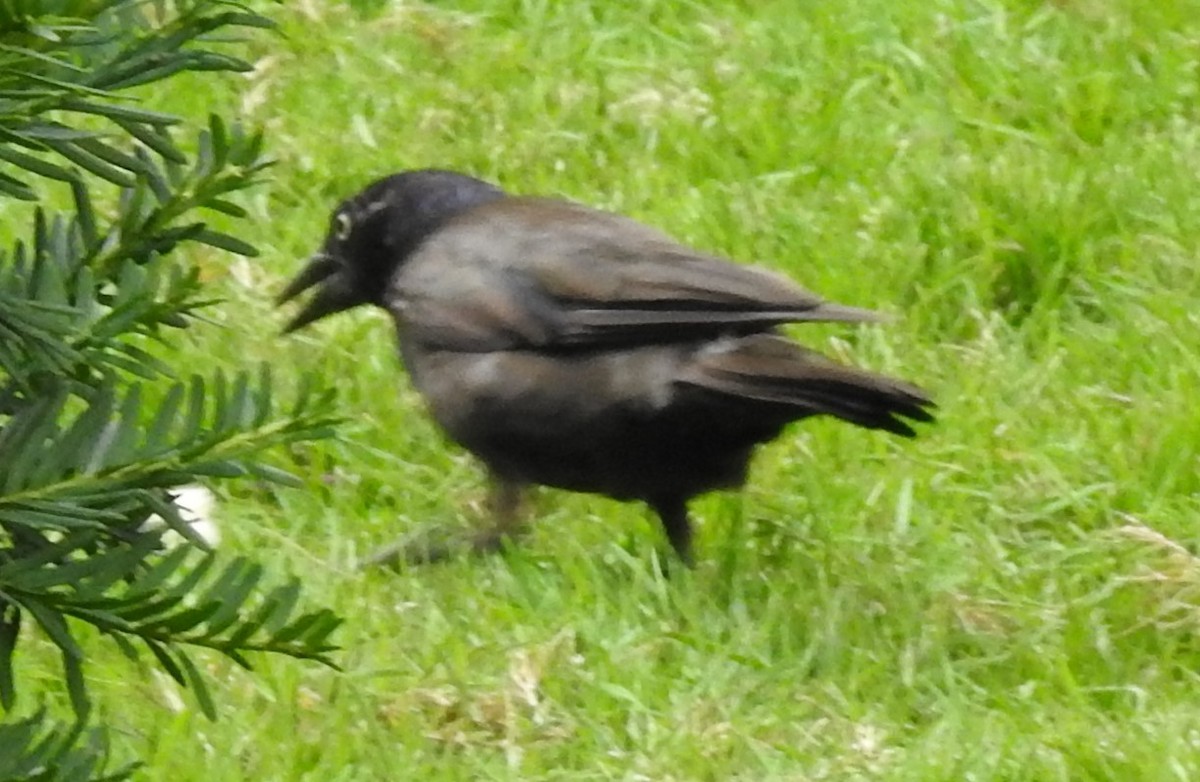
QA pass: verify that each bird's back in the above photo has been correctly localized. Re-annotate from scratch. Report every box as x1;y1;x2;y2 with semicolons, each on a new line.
389;197;877;353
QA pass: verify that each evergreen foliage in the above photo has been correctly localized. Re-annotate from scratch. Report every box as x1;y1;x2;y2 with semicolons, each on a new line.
0;2;341;777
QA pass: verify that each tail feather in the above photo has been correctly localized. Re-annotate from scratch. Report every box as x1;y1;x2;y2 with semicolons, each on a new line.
677;334;935;437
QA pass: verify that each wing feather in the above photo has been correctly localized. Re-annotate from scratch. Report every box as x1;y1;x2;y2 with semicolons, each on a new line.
390;197;879;351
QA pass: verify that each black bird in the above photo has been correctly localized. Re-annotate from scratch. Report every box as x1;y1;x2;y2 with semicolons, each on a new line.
279;169;934;566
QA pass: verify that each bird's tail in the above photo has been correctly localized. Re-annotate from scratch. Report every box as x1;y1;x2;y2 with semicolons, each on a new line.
676;334;935;437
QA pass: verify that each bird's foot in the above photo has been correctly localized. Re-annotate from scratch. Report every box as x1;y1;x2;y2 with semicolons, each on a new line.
357;525;523;570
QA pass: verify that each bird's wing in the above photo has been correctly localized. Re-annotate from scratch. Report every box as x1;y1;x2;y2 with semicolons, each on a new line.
389;197;879;351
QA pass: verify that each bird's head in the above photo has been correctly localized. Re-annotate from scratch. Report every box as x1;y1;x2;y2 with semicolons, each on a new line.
278;169;505;332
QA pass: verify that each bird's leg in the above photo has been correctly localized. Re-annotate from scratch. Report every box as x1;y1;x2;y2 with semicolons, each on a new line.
357;477;528;570
464;477;529;554
651;497;695;567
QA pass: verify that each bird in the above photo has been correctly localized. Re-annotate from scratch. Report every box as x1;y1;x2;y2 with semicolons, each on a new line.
278;169;934;567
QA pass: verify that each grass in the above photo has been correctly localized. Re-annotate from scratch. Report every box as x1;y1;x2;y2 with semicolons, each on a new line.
21;0;1200;778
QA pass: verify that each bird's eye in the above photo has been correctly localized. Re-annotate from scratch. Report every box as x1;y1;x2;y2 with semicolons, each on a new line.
334;212;353;241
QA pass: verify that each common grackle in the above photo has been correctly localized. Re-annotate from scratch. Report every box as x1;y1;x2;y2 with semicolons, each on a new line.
279;169;934;566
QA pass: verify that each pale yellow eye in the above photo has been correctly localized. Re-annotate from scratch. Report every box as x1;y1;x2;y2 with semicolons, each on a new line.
334;212;353;240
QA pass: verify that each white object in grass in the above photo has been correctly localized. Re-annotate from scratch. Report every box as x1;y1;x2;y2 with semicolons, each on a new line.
142;484;221;548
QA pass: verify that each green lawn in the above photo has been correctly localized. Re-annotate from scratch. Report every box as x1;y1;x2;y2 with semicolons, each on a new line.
52;0;1200;778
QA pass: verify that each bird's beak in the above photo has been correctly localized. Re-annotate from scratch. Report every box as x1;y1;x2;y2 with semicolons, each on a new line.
277;253;356;333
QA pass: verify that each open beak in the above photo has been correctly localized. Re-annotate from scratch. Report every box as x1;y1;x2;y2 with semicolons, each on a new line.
277;253;356;333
